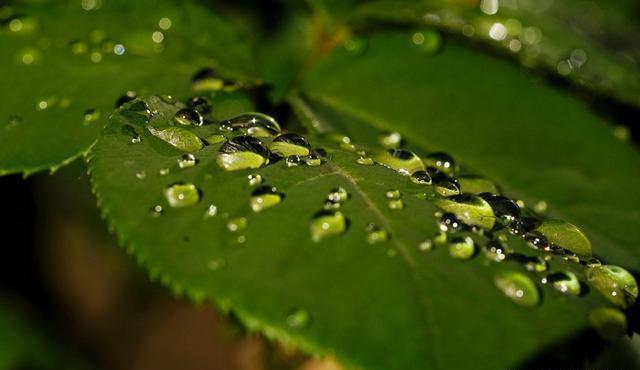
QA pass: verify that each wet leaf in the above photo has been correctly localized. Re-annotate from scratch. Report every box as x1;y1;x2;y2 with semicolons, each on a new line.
90;96;618;370
0;0;256;176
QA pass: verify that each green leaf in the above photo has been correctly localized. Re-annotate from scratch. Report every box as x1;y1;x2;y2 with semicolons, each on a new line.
349;0;640;107
299;31;640;272
0;0;256;176
90;95;618;370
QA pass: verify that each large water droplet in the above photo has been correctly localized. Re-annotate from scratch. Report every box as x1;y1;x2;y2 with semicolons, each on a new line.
423;152;456;175
586;265;638;308
494;271;540;307
163;183;201;208
250;186;283;213
148;126;204;152
434;194;495;231
479;193;520;226
448;236;475;259
270;133;311;157
544;271;581;296
286;308;310;328
374;149;425;176
177;153;197;168
310;211;347;242
589;307;627;341
216;136;270;171
174;108;204;126
223;113;281;137
410;170;432;185
535;219;592;257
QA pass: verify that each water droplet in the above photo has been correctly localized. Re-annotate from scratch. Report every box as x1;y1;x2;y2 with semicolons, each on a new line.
434;194;495;231
222;113;281;137
424;152;456;175
524;231;549;250
458;176;498;195
159;95;175;104
327;187;349;203
113;43;125;55
304;153;323;167
191;67;235;92
83;109;100;124
310;211;347;242
187;96;211;114
135;171;146;179
148;126;204;152
387;199;405;210
286;155;301;167
479;193;520;226
418;239;434;252
379;131;403;149
438;212;461;233
203;204;218;219
174;108;203;126
131;135;142;144
150;204;163;217
286;308;310;328
521;256;548;273
433;231;448;245
448;236;475;259
216;136;270;171
366;223;389;244
323;200;341;211
205;134;226;145
410;170;432;185
250;186;283;213
115;91;137;107
356;156;374;166
494;271;540;307
589;307;627;341
483;240;508;262
586;265;638;308
163;183;201;208
227;217;248;232
384;189;400;200
374;149;425;176
544;271;581;295
509;217;538;236
270;133;311;157
535;219;592;257
247;174;263;187
177;153;197;168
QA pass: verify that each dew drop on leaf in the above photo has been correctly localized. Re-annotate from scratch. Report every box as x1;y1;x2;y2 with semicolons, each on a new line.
247;174;263;187
378;131;403;149
285;155;301;167
310;211;347;242
205;134;226;145
163;183;201;208
148;126;204;152
177;153;197;168
448;236;475;259
366;223;389;244
410;170;432;185
494;271;540;307
173;107;204;126
458;176;499;195
270;133;311;157
304;153;323;167
374;149;425;176
149;204;163;217
423;152;457;175
203;204;218;219
586;265;638;308
223;113;281;137
483;240;508;262
535;219;592;257
356;156;374;166
479;193;520;227
216;136;270;171
521;256;548;273
438;212;461;233
434;194;495;231
385;189;401;200
250;186;283;213
115;91;137;108
387;199;405;210
227;217;248;232
83;108;100;124
589;307;627;341
327;187;349;203
544;271;581;296
191;67;232;92
418;239;434;252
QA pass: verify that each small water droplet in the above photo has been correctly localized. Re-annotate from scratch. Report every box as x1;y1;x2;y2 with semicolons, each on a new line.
411;29;442;54
586;265;638;308
174;108;204;126
387;199;405;210
418;239;434;252
483;240;508;262
448;236;475;259
589;307;627;341
285;155;301;167
148;126;203;152
434;194;495;231
205;134;226;145
83;109;100;124
203;204;218;219
524;231;548;250
135;171;146;179
286;308;310;328
374;149;425;176
438;212;461;233
150;204;163;217
366;223;389;244
186;96;211;114
494;271;540;307
222;113;281;137
131;135;142;144
270;133;311;157
227;217;248;232
247;174;263;187
216;136;270;171
191;67;235;92
379;131;403;149
521;256;548;273
327;187;349;203
544;271;581;295
310;211;347;242
163;183;201;208
323;200;342;211
304;153;323;167
115;91;137;107
356;156;374;165
410;170;432;185
385;189;401;200
250;186;283;213
177;153;198;168
424;152;456;175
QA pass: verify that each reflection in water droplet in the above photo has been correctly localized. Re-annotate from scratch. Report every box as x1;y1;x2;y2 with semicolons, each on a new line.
356;156;374;166
366;223;389;244
480;193;520;226
483;240;508;262
438;212;461;233
203;204;218;219
223;113;281;137
327;187;349;203
410;170;432;185
379;131;403;149
448;236;475;260
163;183;201;208
384;189;400;200
586;265;638;308
434;194;495;231
150;204;163;217
286;308;310;328
148;126;203;152
544;271;581;296
250;186;283;213
178;153;197;168
248;174;263;187
310;211;347;242
387;199;404;210
227;217;248;232
216;136;270;171
174;108;203;126
494;271;540;307
589;307;627;341
270;133;310;157
524;231;548;251
374;149;425;176
424;153;457;175
286;155;301;167
135;171;146;179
